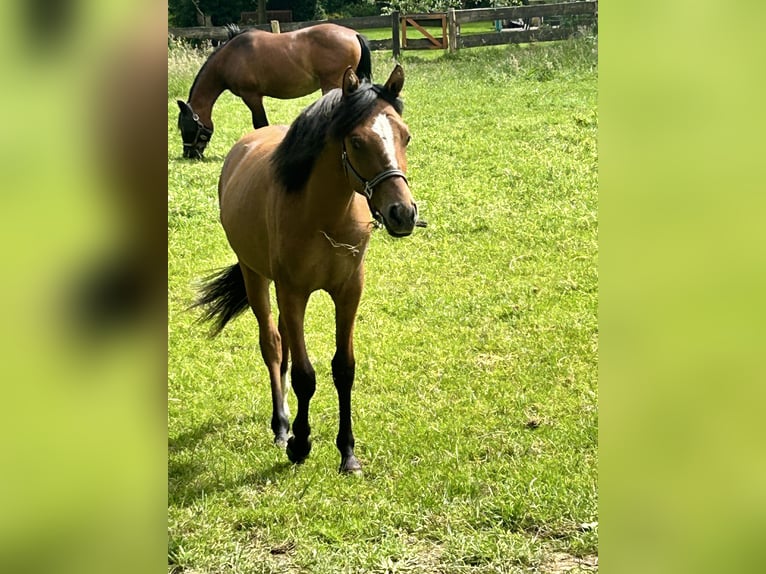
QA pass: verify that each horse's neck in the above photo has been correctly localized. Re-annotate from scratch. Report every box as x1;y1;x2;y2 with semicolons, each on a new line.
303;143;370;238
188;61;225;127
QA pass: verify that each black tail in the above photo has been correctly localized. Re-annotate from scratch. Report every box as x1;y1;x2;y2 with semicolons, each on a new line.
356;34;372;82
191;264;249;337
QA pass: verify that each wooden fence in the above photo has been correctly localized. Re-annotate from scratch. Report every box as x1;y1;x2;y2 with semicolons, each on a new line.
447;2;597;53
169;14;395;51
167;2;597;56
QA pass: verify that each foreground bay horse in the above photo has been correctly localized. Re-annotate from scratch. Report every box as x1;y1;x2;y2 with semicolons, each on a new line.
177;23;372;159
194;65;419;474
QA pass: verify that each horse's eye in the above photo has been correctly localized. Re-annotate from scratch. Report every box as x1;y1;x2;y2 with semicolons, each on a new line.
350;136;363;150
405;134;412;146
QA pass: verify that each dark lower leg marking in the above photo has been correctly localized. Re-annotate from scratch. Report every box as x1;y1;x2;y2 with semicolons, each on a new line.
285;364;315;464
332;352;361;474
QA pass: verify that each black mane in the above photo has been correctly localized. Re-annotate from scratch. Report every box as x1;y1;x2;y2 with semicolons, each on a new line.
271;81;404;193
187;24;244;100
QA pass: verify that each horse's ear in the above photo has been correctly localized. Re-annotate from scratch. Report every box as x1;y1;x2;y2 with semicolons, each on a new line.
384;65;405;98
177;100;192;115
342;67;360;98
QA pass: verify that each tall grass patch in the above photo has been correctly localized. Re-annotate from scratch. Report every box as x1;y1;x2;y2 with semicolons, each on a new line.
168;37;210;100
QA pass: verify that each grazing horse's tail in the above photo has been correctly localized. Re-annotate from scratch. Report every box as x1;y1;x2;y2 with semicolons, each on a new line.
355;34;372;82
192;263;249;337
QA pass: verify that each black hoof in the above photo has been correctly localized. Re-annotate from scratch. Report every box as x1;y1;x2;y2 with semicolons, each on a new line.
339;455;362;475
286;436;311;464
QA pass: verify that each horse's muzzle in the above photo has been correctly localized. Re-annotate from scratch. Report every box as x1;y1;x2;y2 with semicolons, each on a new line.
382;201;418;237
183;145;205;160
184;148;204;159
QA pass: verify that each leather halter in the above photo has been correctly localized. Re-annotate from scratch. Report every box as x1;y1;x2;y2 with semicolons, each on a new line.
183;113;213;157
341;139;408;224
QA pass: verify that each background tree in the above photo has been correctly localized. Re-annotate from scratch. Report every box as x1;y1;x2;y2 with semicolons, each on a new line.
167;0;525;26
168;0;262;27
266;0;320;21
379;1;519;15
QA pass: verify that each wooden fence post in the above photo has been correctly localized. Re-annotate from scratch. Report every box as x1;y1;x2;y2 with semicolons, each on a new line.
448;8;457;53
270;20;280;33
257;0;267;24
392;11;401;60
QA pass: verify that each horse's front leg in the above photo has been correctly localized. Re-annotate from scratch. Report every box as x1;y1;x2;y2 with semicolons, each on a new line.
276;286;314;464
331;280;363;475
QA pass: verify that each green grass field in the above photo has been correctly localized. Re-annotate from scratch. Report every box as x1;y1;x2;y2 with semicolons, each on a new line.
168;36;598;573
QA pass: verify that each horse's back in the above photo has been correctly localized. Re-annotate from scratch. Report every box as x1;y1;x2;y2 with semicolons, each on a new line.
223;25;361;98
219;126;288;278
219;126;287;196
302;23;359;46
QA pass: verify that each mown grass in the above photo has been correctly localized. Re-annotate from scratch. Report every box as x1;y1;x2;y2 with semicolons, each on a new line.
169;36;597;573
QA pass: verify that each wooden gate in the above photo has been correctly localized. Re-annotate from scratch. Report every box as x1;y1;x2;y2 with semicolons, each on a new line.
400;14;447;49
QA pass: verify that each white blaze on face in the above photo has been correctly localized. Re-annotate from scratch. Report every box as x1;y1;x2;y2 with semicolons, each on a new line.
371;113;399;170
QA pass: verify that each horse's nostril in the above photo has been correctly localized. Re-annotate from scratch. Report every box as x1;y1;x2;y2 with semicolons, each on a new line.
388;204;403;225
387;203;416;227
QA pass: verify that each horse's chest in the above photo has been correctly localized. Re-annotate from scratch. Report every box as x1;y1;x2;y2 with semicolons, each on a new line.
278;232;367;292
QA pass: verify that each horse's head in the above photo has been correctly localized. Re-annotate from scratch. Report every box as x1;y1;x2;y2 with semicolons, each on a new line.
177;100;212;159
340;66;419;237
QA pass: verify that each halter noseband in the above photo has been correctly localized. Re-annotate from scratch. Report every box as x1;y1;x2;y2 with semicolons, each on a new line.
183;113;213;156
341;139;408;224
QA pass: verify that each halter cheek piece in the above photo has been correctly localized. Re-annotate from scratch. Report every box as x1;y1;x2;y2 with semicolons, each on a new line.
183;113;214;155
341;139;408;225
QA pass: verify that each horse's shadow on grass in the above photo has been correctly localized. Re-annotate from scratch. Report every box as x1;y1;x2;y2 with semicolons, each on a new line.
169;416;293;507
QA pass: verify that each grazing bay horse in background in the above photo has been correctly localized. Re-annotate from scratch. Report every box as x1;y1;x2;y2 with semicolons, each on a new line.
194;65;420;474
177;23;372;159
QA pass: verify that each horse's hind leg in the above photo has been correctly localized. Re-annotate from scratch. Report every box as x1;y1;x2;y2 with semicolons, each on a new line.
319;78;338;95
278;313;291;423
240;265;290;446
241;92;269;129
